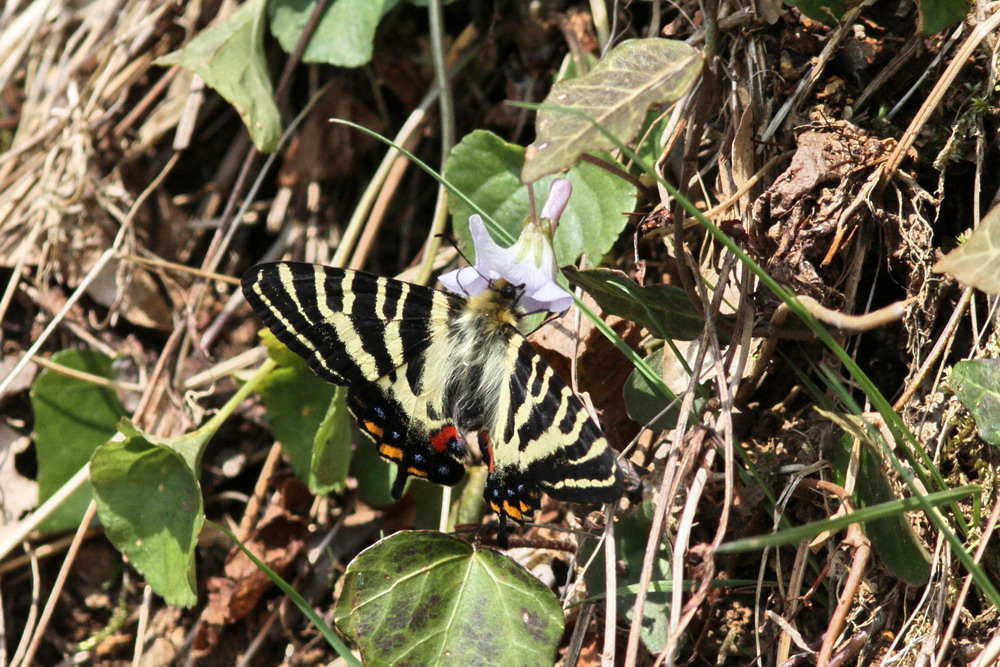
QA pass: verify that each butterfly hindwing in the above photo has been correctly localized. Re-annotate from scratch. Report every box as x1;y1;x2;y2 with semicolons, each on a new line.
481;336;623;527
346;380;466;497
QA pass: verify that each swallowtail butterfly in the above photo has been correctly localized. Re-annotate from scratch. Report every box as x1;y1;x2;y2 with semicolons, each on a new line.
242;261;624;545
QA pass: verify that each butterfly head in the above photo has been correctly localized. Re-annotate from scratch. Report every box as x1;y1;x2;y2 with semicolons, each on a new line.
465;278;527;332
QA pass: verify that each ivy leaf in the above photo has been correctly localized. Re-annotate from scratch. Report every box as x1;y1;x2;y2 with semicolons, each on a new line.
521;39;702;183
952;359;1000;446
158;0;282;152
934;203;1000;294
335;531;564;665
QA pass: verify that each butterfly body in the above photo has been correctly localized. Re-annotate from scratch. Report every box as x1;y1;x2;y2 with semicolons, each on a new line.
242;261;623;544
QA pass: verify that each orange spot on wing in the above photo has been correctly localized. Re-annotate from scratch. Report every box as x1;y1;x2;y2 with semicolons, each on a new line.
365;421;384;438
490;501;501;514
519;501;532;513
502;501;523;521
378;444;403;461
407;467;428;477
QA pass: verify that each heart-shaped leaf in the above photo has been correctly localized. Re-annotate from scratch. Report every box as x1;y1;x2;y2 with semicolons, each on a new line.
269;0;398;67
445;129;635;268
91;429;204;607
623;348;693;431
829;427;931;585
158;0;282;152
582;501;671;654
256;332;352;494
335;531;564;665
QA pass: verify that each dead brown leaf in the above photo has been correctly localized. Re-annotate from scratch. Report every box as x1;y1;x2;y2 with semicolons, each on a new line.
193;479;310;658
750;118;894;308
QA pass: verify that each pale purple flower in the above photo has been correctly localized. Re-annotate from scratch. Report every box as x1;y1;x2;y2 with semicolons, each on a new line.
439;179;575;314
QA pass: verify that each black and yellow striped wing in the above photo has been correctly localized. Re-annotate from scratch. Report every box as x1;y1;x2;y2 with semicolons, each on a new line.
480;335;623;530
242;262;467;497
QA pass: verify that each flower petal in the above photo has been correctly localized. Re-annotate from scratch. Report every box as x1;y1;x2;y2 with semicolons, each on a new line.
522;280;573;314
468;214;514;271
438;266;489;296
540;179;572;226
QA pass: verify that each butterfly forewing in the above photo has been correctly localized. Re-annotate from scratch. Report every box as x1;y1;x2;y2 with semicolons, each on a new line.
242;262;467;492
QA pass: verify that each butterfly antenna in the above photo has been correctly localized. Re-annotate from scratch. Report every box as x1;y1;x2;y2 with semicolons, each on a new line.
435;233;474;266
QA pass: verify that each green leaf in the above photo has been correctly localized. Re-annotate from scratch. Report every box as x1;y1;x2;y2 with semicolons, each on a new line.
269;0;398;67
555;50;598;82
310;386;353;494
110;416;216;477
582;502;670;654
256;332;353;494
952;359;1000;446
634;108;674;169
521;39;702;183
623;348;693;431
335;531;564;665
933;202;1000;294
30;349;126;533
783;0;846;22
408;479;445;530
157;0;282;152
830;426;931;585
917;0;968;34
350;433;399;507
445;129;636;267
91;431;204;607
452;465;487;528
564;266;703;340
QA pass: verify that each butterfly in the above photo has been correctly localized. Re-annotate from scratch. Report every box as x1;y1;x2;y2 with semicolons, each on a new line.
242;261;623;545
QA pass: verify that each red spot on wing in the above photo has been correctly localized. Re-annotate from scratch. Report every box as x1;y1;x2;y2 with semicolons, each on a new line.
430;425;458;453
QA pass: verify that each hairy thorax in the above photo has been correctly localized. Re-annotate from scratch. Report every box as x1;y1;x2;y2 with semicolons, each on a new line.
446;281;526;431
